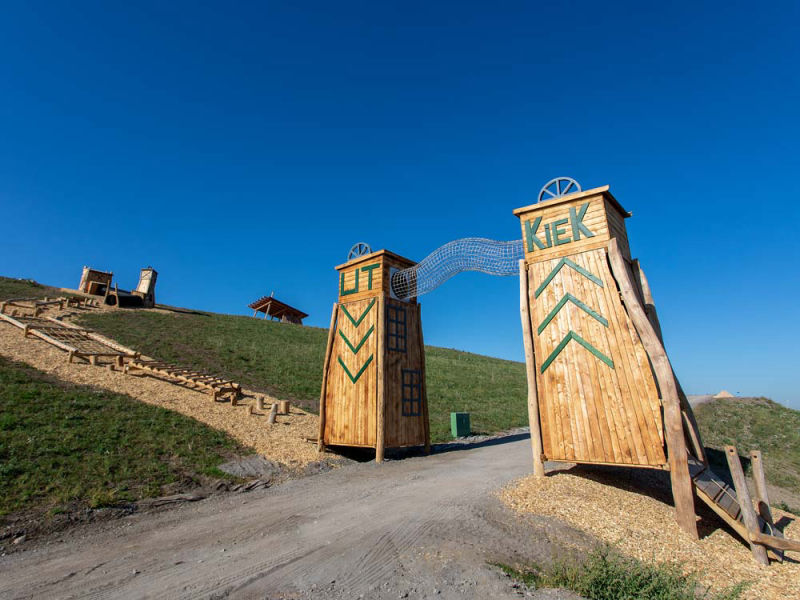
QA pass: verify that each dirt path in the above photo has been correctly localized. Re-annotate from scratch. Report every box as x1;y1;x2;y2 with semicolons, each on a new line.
0;436;587;600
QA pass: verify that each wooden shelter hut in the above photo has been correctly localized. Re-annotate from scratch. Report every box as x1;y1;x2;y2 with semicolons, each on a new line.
249;293;308;325
78;266;113;296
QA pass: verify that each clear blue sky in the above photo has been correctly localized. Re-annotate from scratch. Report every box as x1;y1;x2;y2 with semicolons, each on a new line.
1;2;799;407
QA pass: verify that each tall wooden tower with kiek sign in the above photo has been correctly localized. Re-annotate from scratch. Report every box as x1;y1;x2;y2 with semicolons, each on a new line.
514;182;704;538
318;244;430;461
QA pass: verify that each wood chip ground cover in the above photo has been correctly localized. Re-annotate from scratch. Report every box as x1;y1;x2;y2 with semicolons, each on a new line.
499;468;800;600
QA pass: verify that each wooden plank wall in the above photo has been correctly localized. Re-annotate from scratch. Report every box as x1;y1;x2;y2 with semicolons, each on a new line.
324;297;379;447
527;246;666;467
384;301;427;448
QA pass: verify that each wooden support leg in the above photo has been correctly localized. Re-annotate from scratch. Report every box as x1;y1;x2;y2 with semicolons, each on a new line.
318;303;338;452
89;355;98;366
67;351;75;364
268;403;278;424
726;446;769;565
376;297;386;464
418;304;431;455
608;240;698;539
750;450;784;562
519;260;545;477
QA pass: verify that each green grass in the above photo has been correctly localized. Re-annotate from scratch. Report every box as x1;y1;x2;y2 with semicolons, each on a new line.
496;547;746;600
74;309;529;443
0;355;249;518
0;276;62;301
694;397;800;494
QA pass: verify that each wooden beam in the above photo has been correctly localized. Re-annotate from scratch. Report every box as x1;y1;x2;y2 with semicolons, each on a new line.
519;259;544;477
750;532;800;553
375;296;386;463
631;262;707;464
608;239;698;539
750;450;784;561
418;304;431;454
725;446;769;565
267;403;278;424
317;303;338;452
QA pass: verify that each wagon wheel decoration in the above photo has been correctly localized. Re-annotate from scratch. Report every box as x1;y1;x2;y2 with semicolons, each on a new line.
347;242;372;261
538;177;582;203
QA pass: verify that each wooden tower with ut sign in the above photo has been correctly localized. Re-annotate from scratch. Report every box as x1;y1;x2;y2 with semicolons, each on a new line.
317;246;430;461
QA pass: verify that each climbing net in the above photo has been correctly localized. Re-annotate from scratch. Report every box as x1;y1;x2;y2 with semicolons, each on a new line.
390;238;524;301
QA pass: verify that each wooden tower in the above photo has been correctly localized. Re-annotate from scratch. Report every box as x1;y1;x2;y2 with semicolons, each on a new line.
515;183;800;561
318;249;430;462
514;185;703;538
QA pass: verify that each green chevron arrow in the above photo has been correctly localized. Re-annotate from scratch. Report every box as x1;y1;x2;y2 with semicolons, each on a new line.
338;355;374;384
540;330;614;373
338;325;374;354
340;299;375;327
535;257;603;299
537;293;608;335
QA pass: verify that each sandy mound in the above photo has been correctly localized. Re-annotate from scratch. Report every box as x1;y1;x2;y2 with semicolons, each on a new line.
0;316;320;469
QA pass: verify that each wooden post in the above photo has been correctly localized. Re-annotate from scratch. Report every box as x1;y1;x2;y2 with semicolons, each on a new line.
278;400;290;415
418;304;431;454
608;239;698;539
89;355;98;366
750;450;784;562
257;396;265;411
725;446;769;565
375;296;386;463
633;260;706;464
317;303;338;452
519;259;545;478
267;403;278;424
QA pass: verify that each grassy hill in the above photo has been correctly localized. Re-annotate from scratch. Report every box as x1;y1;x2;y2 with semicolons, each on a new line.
75;308;529;443
0;276;64;301
0;355;247;520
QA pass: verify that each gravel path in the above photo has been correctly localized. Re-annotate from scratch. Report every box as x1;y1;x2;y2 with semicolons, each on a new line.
0;436;588;600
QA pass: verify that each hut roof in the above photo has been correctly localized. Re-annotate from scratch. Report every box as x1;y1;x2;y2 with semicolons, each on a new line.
248;295;308;320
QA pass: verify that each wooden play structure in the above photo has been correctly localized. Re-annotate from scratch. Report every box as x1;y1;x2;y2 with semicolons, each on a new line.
0;313;136;365
0;295;96;316
317;179;798;563
0;309;241;403
249;293;308;324
77;265;158;308
79;266;113;296
514;183;798;562
106;267;158;308
124;359;241;402
318;248;430;461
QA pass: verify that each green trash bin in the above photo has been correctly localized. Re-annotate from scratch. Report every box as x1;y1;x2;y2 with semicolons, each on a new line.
450;412;470;438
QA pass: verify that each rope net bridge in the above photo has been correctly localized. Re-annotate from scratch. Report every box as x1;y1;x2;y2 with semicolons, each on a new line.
389;237;524;301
